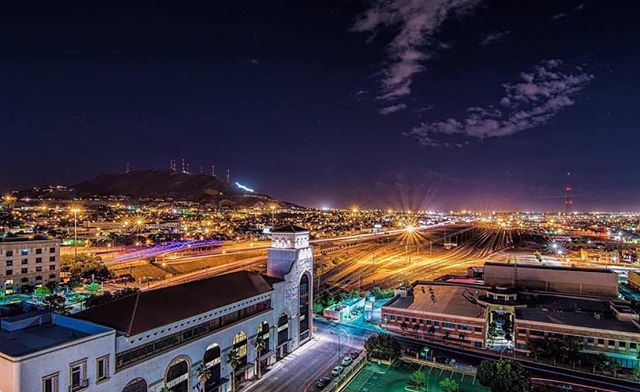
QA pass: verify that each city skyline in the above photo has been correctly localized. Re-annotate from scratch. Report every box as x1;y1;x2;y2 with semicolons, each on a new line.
1;1;639;211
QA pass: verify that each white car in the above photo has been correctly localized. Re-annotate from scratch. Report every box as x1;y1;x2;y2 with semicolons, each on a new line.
341;356;353;366
331;366;344;377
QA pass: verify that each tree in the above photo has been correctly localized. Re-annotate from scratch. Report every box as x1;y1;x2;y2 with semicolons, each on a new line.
226;347;242;392
43;294;68;313
253;333;267;379
60;253;112;287
33;285;51;298
194;363;211;392
439;377;459;392
477;359;531;392
408;370;428;391
364;333;401;361
487;321;498;343
159;387;173;392
313;302;324;314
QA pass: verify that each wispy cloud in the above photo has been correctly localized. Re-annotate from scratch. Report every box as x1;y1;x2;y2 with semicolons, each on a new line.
481;30;510;46
380;103;407;115
352;0;482;102
550;12;566;21
406;60;594;146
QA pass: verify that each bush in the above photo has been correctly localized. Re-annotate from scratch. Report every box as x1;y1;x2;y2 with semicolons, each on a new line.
477;359;531;392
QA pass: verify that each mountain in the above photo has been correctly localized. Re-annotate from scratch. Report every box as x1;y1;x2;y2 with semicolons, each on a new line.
22;170;296;208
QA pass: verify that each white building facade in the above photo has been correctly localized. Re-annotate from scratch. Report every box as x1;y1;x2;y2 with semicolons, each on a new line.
0;225;313;392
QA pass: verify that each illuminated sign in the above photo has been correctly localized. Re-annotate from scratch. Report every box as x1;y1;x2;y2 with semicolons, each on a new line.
235;182;255;193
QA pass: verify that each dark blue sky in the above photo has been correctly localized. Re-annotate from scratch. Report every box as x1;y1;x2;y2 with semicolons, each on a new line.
1;1;638;211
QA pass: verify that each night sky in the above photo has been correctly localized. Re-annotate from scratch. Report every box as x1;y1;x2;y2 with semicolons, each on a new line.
1;1;638;211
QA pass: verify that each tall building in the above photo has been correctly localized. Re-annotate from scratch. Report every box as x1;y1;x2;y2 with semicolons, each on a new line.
0;225;313;392
0;238;60;294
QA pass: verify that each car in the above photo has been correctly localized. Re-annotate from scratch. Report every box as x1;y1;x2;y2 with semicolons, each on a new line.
341;356;353;366
315;377;332;389
331;366;344;377
349;350;360;359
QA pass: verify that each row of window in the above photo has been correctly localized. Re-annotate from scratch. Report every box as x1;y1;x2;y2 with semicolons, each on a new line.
116;299;271;370
385;314;482;333
5;256;56;266
519;329;638;350
4;265;56;275
3;247;56;257
42;356;109;392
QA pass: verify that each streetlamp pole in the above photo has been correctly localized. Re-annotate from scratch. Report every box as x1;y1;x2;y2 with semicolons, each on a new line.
73;209;78;261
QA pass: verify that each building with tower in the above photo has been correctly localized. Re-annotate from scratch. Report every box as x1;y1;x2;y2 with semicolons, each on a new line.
0;225;313;392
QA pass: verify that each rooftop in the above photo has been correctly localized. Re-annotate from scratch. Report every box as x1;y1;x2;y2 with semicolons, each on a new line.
271;224;309;233
74;270;277;336
0;312;112;357
385;284;486;319
516;308;640;334
484;261;617;274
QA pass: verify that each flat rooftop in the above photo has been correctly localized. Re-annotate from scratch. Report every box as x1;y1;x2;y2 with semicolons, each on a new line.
484;261;617;274
0;312;111;357
385;285;486;319
516;308;640;334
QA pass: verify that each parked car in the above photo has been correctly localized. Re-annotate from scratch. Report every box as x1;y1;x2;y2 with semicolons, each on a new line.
331;366;344;377
316;376;332;390
349;350;360;359
341;356;353;366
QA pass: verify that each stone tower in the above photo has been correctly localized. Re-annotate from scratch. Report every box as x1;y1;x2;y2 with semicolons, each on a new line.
267;225;314;347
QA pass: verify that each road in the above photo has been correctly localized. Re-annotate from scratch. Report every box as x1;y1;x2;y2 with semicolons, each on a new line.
248;318;375;392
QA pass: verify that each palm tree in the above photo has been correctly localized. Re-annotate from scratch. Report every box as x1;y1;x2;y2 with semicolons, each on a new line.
253;334;267;379
226;348;242;392
194;362;212;392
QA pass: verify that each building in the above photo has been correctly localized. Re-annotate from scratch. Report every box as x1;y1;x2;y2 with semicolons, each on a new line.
483;262;619;297
629;271;640;291
0;238;60;294
381;274;640;368
0;225;313;392
382;284;487;350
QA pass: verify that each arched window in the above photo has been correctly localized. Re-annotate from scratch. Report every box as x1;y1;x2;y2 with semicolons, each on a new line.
233;331;248;367
203;343;221;391
299;273;310;340
122;378;147;392
165;357;190;392
277;313;289;347
257;322;270;356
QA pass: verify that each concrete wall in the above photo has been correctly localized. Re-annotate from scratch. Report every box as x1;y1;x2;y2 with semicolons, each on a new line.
484;263;618;297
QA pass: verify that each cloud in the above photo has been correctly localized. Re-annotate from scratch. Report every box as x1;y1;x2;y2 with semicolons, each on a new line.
352;0;483;101
550;12;566;21
249;58;260;65
380;103;407;115
481;30;510;46
406;60;594;146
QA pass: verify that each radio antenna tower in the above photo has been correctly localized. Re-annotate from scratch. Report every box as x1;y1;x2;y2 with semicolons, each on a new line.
226;169;230;183
126;163;130;174
211;165;216;177
564;172;573;214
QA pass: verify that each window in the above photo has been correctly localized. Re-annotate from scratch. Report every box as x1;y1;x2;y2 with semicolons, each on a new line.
21;259;28;265
49;265;56;271
49;256;56;262
42;372;59;392
21;249;28;256
36;248;42;254
6;260;12;266
587;338;594;345
6;269;12;276
96;356;109;382
49;247;55;253
598;339;605;345
36;276;42;281
36;257;42;263
49;274;56;279
21;268;28;274
442;322;454;328
475;327;483;332
608;340;615;347
630;342;637;349
6;250;13;257
69;360;87;389
474;342;482;348
618;341;626;348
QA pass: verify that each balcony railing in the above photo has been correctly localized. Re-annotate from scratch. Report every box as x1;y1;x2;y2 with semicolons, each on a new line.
69;379;89;392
